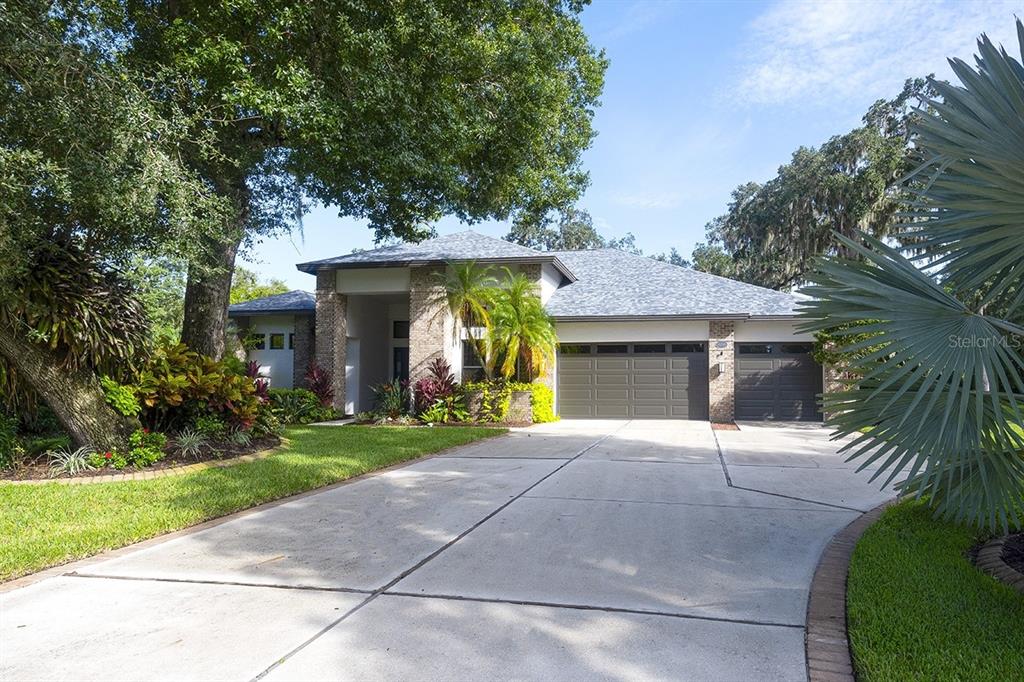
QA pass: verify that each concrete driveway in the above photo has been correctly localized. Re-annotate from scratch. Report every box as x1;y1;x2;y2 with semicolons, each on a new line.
0;420;894;681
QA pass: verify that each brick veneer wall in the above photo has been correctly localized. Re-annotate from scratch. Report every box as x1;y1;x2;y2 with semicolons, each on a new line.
291;314;315;388
708;320;735;422
315;269;347;412
409;265;450;386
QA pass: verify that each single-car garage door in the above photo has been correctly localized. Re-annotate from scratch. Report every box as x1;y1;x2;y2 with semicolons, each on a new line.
735;342;822;421
557;343;709;419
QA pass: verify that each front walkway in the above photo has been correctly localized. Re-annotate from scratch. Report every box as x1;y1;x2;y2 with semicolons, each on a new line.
0;420;894;681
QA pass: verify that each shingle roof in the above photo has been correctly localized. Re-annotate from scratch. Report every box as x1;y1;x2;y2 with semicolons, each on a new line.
227;290;315;316
544;249;802;318
296;230;573;279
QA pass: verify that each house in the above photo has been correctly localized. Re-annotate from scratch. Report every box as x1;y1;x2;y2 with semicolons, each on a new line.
228;230;821;421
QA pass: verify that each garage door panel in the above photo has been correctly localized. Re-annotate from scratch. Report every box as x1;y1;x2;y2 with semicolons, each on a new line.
595;404;630;417
595;388;630;400
633;404;670;417
558;344;708;420
634;388;669;400
735;344;822;422
633;358;669;370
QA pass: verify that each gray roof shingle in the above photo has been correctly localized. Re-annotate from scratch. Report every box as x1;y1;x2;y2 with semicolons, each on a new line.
227;290;315;316
544;249;802;318
296;230;573;278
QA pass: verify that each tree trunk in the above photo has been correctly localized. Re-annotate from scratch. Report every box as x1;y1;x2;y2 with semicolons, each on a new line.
0;324;138;451
180;234;241;359
180;179;249;360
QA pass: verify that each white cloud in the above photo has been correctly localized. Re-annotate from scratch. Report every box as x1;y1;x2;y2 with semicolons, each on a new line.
736;0;1021;106
611;190;684;209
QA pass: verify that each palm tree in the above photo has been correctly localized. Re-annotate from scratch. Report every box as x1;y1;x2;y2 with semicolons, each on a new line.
437;262;498;379
491;269;558;381
798;22;1024;531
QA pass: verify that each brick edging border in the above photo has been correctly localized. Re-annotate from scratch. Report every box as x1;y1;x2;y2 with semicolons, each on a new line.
805;500;893;682
975;536;1024;594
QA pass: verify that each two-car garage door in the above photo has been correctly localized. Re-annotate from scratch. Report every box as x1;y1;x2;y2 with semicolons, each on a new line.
557;343;709;419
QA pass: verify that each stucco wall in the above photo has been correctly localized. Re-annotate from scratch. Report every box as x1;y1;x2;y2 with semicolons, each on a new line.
336;267;410;294
555;320;711;343
733;319;814;342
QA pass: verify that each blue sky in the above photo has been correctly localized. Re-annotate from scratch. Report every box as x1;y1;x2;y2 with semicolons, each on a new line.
250;0;1022;290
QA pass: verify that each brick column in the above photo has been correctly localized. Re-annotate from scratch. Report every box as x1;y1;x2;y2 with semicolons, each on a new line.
409;265;450;386
292;314;315;388
315;269;346;412
822;363;844;421
708;320;735;422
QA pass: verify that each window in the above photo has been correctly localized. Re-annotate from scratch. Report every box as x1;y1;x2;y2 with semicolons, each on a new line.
288;333;295;350
596;344;628;354
738;344;772;354
633;343;666;353
671;343;706;353
462;342;484;382
250;334;266;350
269;333;285;350
559;344;591;354
392;320;410;339
780;343;813;354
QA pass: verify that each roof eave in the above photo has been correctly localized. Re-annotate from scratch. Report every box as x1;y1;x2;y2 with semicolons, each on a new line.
228;309;315;317
550;313;750;322
297;255;577;282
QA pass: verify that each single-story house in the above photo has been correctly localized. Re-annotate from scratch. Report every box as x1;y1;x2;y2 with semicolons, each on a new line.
228;230;822;421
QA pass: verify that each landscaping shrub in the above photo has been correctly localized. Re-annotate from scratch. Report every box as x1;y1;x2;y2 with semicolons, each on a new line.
193;414;227;440
135;342;260;431
0;412;19;469
465;380;554;423
413;358;459;414
371;379;411;420
305;362;334;408
99;376;141;417
512;382;556;423
126;429;167;468
464;380;513;422
269;388;335;424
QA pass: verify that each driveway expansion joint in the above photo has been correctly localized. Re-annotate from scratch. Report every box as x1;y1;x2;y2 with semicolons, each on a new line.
64;571;375;595
520;494;856;513
249;422;631;682
382;590;806;630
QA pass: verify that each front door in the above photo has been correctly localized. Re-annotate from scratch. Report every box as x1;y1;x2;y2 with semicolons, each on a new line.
393;347;409;383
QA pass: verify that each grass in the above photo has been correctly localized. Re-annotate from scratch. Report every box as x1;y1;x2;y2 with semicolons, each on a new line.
847;500;1024;681
0;425;502;582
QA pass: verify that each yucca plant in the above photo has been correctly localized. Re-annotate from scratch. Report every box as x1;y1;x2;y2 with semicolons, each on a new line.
173;428;207;459
798;22;1024;531
47;446;96;478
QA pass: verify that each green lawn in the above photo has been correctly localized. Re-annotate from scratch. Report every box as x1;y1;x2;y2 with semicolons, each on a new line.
0;425;502;582
847;500;1024;681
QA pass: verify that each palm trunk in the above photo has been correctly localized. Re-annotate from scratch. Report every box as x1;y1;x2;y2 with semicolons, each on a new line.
0;324;138;451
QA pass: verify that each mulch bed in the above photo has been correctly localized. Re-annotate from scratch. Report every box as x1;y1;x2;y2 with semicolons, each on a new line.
1;435;280;482
1003;533;1024;574
710;422;740;431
